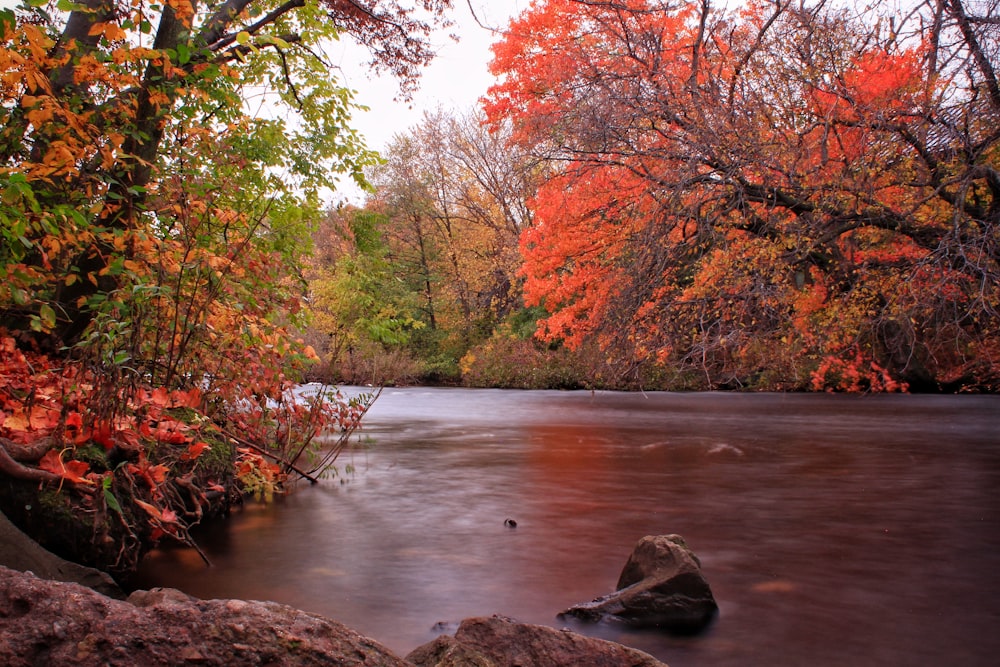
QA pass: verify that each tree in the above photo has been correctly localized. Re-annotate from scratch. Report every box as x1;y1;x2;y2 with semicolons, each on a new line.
486;0;1000;391
365;107;536;370
0;0;458;398
1;0;450;349
0;0;452;574
306;205;424;379
301;108;538;384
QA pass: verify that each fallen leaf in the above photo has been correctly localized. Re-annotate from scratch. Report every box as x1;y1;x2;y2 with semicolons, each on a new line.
134;499;163;520
150;387;171;407
37;449;94;485
180;441;210;462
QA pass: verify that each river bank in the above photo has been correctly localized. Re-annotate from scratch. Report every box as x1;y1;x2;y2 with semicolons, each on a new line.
0;568;669;667
1;507;668;666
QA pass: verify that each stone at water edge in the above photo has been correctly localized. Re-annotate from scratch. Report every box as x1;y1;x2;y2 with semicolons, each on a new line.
559;534;718;634
0;508;124;599
0;565;409;667
406;615;669;667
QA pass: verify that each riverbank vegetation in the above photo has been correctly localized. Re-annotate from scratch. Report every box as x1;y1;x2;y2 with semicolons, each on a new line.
304;0;999;394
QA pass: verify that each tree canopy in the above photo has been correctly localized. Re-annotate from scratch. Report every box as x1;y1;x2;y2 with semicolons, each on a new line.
484;0;1000;391
1;0;451;351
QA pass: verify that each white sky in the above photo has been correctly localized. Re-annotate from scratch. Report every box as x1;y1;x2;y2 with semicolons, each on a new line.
328;0;526;202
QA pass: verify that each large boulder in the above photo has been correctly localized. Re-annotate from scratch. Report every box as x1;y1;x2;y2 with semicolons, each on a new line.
0;566;409;667
559;534;717;634
407;615;668;667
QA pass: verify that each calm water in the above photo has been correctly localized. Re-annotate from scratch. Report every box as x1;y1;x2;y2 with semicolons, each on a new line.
131;388;1000;666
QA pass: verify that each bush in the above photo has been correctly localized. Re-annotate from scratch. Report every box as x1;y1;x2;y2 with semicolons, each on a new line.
460;334;588;389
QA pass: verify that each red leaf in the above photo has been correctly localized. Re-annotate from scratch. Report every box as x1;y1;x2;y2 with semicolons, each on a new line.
147;463;169;484
84;420;116;450
65;412;83;429
180;441;210;462
172;388;202;409
37;449;94;485
136;499;178;528
147;419;190;444
2;406;56;433
134;499;163;520
150;387;171;407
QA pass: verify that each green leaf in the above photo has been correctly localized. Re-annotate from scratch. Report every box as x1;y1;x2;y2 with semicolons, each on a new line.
236;31;251;45
39;303;56;329
0;9;15;35
103;478;123;515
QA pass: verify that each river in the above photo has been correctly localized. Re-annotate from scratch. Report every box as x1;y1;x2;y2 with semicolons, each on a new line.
130;388;1000;666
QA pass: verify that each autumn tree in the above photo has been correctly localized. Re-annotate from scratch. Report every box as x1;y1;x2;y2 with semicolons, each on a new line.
305;205;425;383
2;0;450;348
486;0;1000;391
0;0;451;574
362;107;535;375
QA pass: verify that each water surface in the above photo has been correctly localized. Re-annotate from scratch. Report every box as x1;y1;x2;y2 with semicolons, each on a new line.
132;388;1000;666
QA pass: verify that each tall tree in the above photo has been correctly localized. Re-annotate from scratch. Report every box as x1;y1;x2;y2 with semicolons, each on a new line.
1;0;451;351
0;0;452;573
307;205;423;362
368;108;535;354
486;0;999;391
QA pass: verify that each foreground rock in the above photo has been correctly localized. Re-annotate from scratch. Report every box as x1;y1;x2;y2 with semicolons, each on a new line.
1;566;668;666
560;534;717;634
0;566;408;667
407;615;667;667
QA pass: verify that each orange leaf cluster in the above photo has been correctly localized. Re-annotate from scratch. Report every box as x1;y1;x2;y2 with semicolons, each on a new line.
0;333;213;489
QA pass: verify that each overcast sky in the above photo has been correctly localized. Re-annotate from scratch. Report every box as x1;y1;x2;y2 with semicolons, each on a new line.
337;1;525;149
327;0;526;202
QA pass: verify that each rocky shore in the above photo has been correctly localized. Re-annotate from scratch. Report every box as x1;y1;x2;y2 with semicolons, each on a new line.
1;511;672;666
0;566;668;667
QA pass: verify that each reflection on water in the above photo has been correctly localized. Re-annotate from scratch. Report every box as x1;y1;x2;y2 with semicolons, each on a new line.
130;389;1000;666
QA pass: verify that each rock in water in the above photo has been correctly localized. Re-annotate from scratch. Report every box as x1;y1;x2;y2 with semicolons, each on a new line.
616;533;703;589
559;534;717;634
407;615;668;667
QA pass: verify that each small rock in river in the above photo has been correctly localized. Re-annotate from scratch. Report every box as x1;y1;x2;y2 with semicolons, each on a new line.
560;534;718;634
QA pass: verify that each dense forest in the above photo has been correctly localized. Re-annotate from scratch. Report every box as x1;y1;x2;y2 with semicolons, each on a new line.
307;0;1000;394
0;0;997;575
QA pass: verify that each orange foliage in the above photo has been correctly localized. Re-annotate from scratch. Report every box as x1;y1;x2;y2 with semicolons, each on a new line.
486;0;999;391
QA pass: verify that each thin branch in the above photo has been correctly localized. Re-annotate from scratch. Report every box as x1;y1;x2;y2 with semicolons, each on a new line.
948;0;1000;111
219;428;320;485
